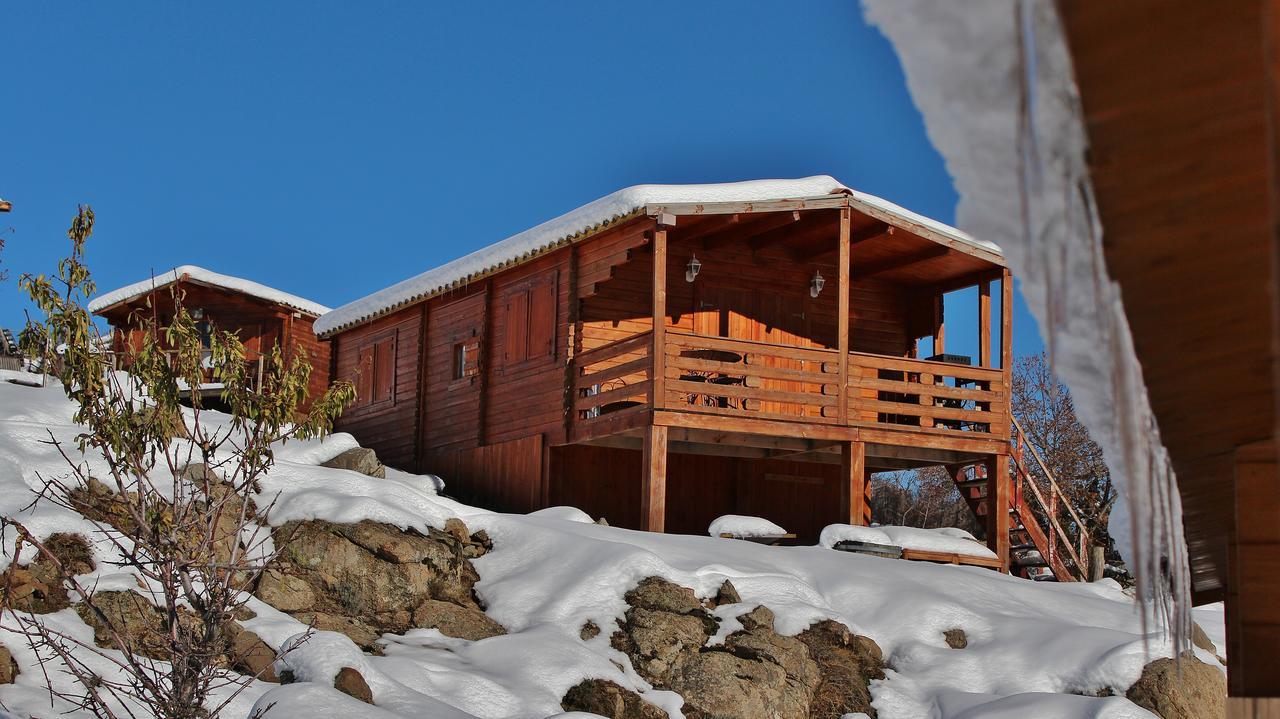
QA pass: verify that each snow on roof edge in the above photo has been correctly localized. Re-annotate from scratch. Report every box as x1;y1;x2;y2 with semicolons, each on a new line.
88;265;332;318
315;176;1000;336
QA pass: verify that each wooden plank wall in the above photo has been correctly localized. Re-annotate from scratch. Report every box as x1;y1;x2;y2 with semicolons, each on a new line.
550;444;843;540
331;307;424;469
422;434;544;514
424;291;487;452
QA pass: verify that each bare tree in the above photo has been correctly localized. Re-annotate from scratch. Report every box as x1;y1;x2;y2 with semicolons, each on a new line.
2;206;355;718
1012;352;1118;555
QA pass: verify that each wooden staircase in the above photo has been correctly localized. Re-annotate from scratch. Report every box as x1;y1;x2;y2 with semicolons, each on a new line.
950;418;1093;582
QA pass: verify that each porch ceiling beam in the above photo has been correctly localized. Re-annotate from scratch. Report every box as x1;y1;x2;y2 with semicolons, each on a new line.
679;214;741;245
791;222;891;261
704;210;802;250
745;213;831;252
851;246;949;280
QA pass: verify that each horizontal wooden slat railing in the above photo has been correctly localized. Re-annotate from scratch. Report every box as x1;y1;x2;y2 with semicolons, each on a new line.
570;331;1011;438
847;352;1006;437
572;331;653;424
97;350;268;393
663;332;840;423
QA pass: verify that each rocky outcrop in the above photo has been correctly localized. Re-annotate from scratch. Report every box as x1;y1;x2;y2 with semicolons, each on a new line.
2;532;94;614
796;620;885;719
75;590;206;662
322;448;385;479
334;666;374;704
1125;654;1225;719
562;679;668;719
606;577;885;719
256;519;501;649
0;643;17;684
224;623;280;683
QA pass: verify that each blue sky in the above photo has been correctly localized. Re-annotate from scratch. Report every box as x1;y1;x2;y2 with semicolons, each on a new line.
1;1;1044;360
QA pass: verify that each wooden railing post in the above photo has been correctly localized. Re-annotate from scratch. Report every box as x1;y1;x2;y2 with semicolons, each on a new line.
652;220;669;411
986;454;1012;570
1000;269;1013;438
837;207;851;425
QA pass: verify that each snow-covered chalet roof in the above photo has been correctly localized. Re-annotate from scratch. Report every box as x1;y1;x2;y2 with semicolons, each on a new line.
88;265;331;318
315;175;999;336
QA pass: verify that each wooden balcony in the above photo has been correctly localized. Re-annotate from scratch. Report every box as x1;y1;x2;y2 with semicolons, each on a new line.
570;330;1008;454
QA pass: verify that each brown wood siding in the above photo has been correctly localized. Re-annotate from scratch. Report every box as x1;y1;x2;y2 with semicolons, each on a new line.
485;252;571;446
332;307;423;469
424;292;487;452
422;434;544;514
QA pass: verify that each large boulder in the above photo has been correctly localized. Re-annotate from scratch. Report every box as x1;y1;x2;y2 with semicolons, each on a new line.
561;679;668;719
611;578;718;686
609;577;885;719
75;590;203;662
672;606;819;719
1125;654;1225;719
2;533;95;614
796;620;885;719
322;448;385;479
334;666;374;704
0;643;17;684
224;623;280;683
256;519;501;649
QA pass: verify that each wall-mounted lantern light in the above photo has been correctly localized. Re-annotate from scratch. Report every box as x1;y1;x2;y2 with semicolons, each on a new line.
686;255;702;283
809;270;825;298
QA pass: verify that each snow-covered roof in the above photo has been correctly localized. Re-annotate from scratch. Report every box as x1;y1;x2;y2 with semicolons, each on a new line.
88;265;331;318
315;176;999;336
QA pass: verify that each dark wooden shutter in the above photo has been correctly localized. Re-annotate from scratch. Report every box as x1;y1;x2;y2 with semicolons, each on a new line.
504;290;529;364
373;336;395;403
356;345;375;406
528;275;557;360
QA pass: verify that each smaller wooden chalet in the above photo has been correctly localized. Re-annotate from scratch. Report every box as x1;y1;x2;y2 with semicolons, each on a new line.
89;265;332;408
318;177;1091;579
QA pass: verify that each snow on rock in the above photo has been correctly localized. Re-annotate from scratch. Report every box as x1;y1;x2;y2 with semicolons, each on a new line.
708;514;788;538
315;177;998;336
87;264;331;317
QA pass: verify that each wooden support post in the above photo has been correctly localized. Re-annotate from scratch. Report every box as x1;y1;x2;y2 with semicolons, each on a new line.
563;245;580;443
985;454;1012;570
933;294;945;355
1228;440;1280;697
652;221;668;410
641;425;668;532
837;207;851;425
840;441;869;526
978;280;991;368
1000;269;1013;438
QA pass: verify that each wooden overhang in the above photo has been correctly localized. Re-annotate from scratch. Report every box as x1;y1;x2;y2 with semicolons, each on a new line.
92;273;327;320
1059;1;1277;603
321;193;1006;339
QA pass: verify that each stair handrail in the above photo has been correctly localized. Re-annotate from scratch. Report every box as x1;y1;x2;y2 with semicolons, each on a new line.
1009;449;1088;578
1011;416;1093;554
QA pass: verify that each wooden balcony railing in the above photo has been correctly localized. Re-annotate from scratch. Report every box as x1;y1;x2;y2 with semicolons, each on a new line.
570;331;1010;437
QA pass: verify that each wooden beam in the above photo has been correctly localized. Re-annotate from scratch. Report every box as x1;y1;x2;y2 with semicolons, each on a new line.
851;246;949;280
794;221;891;261
841;441;870;525
934;292;945;355
837;207;851;425
652;224;668;411
679;214;740;244
704;210;801;250
1000;268;1013;438
645;195;850;217
665;426;824;454
1228;439;1280;696
978;280;992;368
653;409;858;442
985;454;1011;570
641;425;668;532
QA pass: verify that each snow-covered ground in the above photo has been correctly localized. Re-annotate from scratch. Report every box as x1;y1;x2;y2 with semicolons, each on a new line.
0;371;1222;719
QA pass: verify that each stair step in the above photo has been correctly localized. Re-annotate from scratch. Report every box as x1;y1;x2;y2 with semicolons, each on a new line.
956;478;987;489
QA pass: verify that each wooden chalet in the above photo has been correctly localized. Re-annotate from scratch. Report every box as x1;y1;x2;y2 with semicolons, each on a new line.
317;177;1092;580
90;265;332;409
